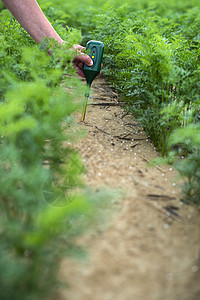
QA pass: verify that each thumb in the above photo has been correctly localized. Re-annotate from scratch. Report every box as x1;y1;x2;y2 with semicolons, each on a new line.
78;54;93;67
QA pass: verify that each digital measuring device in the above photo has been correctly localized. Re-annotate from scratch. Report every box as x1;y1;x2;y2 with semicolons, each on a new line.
81;40;104;122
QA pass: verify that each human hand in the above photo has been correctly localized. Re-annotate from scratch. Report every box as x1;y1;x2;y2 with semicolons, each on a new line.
73;44;93;78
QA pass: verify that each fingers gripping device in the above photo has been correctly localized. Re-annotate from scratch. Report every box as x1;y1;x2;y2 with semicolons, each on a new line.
81;40;104;122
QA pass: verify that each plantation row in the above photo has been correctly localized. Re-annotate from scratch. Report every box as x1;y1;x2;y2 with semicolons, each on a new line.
0;1;199;299
0;3;107;300
91;2;200;205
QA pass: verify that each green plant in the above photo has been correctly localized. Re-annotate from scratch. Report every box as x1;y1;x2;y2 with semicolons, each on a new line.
0;8;113;300
167;124;200;205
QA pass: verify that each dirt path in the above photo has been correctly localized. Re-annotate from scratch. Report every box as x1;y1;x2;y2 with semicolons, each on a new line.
60;77;200;300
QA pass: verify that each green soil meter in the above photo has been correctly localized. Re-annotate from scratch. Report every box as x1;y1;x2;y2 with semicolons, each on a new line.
81;40;104;122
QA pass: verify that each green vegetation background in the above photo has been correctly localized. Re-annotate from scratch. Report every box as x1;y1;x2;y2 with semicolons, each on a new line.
0;0;199;299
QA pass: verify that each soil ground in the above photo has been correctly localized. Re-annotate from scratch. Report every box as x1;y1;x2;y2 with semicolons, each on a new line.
59;77;200;300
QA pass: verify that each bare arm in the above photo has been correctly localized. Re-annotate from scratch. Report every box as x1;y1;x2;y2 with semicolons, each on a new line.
2;0;64;44
1;0;93;76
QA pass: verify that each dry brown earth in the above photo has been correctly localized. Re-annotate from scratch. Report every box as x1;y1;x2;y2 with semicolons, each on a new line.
58;77;200;300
